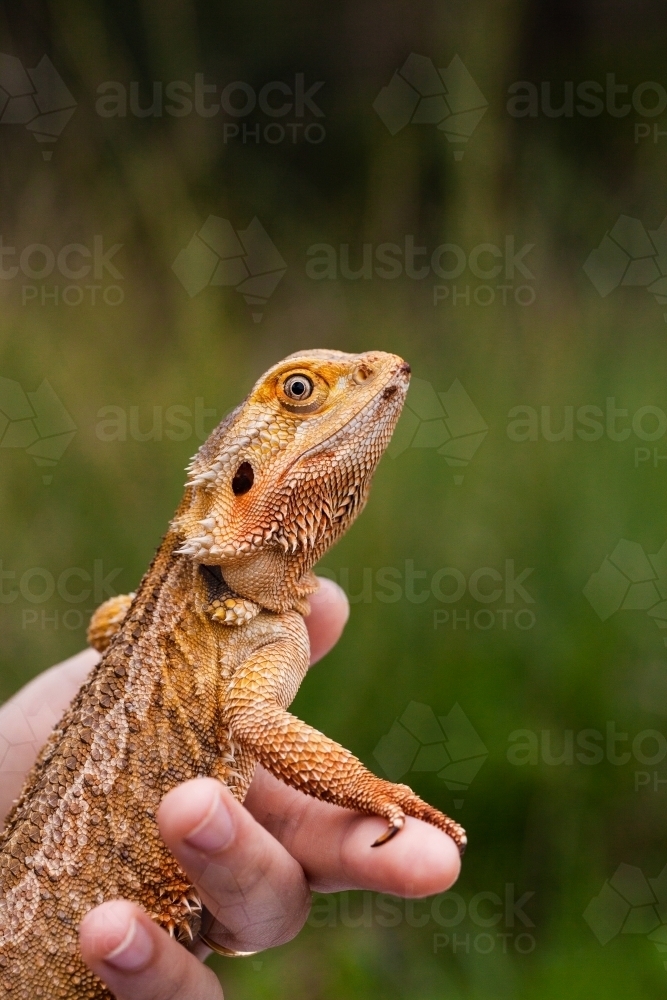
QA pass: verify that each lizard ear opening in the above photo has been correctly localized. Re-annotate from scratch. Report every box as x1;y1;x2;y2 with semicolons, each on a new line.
232;461;254;496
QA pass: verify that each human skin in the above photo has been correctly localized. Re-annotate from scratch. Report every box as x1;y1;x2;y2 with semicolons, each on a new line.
0;579;461;1000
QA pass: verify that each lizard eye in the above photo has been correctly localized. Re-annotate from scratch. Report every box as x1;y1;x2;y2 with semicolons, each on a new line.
283;374;313;401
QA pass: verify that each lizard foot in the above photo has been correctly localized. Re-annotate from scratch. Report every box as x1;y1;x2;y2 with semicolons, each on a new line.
158;886;203;947
209;596;261;625
198;563;261;625
369;782;467;855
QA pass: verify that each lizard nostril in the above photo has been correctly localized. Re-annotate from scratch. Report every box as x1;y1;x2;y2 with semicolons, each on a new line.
232;462;254;496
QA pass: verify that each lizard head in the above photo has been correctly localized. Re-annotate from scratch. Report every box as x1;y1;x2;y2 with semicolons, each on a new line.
174;349;410;612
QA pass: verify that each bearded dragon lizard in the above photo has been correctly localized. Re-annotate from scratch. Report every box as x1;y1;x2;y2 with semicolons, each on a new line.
0;349;466;998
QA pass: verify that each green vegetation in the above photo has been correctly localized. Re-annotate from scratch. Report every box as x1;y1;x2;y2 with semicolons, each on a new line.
1;2;667;994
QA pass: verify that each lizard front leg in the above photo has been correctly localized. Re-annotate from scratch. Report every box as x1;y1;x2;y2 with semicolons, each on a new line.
87;570;261;653
225;615;466;853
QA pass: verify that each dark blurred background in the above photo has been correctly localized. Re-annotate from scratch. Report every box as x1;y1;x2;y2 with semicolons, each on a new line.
2;1;667;995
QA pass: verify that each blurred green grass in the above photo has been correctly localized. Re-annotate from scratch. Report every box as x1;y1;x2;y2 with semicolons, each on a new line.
3;0;667;994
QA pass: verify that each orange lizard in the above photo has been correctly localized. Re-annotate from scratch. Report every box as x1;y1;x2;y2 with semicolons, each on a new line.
0;349;465;998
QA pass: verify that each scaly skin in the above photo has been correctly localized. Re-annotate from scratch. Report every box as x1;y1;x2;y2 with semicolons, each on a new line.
0;349;465;999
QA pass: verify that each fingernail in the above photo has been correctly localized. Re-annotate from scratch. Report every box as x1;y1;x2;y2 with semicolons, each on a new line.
104;918;153;972
184;788;234;853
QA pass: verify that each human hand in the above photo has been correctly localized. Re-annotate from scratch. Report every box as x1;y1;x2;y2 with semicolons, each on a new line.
0;578;461;999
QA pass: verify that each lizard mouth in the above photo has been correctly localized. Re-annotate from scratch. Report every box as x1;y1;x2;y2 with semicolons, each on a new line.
286;360;409;467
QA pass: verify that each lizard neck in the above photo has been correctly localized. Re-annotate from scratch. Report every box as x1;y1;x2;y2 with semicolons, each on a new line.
216;547;317;615
170;490;322;615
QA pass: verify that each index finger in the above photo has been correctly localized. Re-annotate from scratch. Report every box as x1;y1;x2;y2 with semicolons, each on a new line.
244;767;461;897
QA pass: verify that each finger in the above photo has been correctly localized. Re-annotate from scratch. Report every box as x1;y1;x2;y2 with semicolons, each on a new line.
158;777;311;953
306;577;349;665
80;899;223;1000
244;767;461;897
0;648;99;822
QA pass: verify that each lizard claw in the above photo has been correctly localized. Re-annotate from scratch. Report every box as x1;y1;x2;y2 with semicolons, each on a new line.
371;814;405;847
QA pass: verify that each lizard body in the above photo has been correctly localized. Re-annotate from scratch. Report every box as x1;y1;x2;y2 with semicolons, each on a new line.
0;349;465;998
